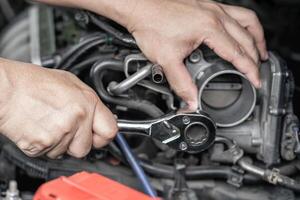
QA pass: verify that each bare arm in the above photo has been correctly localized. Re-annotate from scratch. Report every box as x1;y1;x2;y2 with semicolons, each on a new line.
0;0;268;159
35;0;268;109
35;0;137;27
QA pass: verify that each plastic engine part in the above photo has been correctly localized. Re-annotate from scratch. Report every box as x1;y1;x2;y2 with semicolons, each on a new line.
33;171;160;200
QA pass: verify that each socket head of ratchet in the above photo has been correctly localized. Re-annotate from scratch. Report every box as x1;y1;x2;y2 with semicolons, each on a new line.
151;111;216;153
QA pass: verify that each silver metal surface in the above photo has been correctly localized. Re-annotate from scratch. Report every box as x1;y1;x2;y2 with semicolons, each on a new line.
124;54;176;110
29;6;41;65
151;64;164;84
238;158;265;177
108;64;152;95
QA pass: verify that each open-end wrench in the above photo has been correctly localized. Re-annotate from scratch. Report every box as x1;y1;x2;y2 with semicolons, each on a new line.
117;111;216;153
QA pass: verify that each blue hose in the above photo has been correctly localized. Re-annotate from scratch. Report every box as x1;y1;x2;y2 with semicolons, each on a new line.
115;133;157;197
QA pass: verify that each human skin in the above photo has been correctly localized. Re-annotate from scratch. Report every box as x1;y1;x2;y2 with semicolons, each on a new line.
0;0;267;158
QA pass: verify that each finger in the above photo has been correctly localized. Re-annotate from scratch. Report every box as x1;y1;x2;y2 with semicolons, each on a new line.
92;101;118;148
160;59;198;110
67;118;93;158
92;134;110;149
46;132;74;159
222;16;259;64
203;25;261;88
220;4;268;60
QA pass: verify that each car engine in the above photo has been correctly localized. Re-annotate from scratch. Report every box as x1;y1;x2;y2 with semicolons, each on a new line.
0;1;300;200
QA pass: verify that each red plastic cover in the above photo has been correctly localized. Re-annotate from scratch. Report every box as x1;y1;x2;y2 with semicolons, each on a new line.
34;171;160;200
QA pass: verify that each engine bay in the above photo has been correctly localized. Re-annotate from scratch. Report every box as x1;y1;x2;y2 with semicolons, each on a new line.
0;1;300;199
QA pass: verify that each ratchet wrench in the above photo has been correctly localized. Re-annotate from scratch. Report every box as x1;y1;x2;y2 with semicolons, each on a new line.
117;111;216;153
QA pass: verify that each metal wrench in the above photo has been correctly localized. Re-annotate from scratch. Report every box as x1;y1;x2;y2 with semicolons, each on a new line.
117;111;216;153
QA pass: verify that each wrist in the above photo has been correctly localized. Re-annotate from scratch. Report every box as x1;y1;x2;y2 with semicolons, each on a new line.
35;0;145;32
81;0;140;28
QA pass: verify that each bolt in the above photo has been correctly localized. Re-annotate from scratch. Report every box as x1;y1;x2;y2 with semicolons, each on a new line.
75;12;89;24
231;176;238;182
182;116;191;125
179;142;188;151
189;51;201;63
233;150;240;156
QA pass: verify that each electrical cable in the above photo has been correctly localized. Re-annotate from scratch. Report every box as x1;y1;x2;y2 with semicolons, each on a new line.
115;133;157;197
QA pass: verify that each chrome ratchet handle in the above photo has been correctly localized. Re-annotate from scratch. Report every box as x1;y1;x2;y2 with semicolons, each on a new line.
117;119;154;135
117;112;217;153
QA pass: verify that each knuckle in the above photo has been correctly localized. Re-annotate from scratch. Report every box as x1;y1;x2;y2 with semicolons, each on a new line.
206;13;223;30
245;9;259;23
54;120;73;134
36;137;53;149
17;140;44;157
207;3;223;13
84;89;99;104
71;104;87;119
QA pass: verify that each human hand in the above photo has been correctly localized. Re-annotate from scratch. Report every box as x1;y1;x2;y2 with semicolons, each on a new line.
0;58;118;158
126;0;268;110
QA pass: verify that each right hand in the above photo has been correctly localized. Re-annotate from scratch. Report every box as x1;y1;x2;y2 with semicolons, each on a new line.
125;0;268;110
0;58;118;159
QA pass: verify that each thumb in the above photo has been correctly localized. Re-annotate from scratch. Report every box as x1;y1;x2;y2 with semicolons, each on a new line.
92;100;118;148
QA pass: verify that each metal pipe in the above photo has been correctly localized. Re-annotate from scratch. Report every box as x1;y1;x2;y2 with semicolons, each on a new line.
90;59;164;117
108;64;152;95
151;65;164;84
238;158;265;177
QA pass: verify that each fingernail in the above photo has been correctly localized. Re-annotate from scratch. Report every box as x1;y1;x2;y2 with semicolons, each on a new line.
264;52;269;60
257;80;262;88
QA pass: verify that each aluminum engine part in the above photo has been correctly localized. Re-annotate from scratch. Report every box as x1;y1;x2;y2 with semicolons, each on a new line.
185;49;296;165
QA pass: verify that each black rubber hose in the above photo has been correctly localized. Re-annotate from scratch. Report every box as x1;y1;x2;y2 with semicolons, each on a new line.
0;143;143;190
61;38;107;70
55;33;105;69
277;174;300;192
140;161;237;180
90;59;164;117
69;56;105;74
87;12;137;47
1;144;49;179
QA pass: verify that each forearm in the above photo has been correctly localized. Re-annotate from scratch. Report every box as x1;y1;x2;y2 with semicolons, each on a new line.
34;0;139;27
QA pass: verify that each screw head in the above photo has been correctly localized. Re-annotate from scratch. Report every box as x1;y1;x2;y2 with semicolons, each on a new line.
182;116;191;125
189;51;201;63
179;142;188;151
